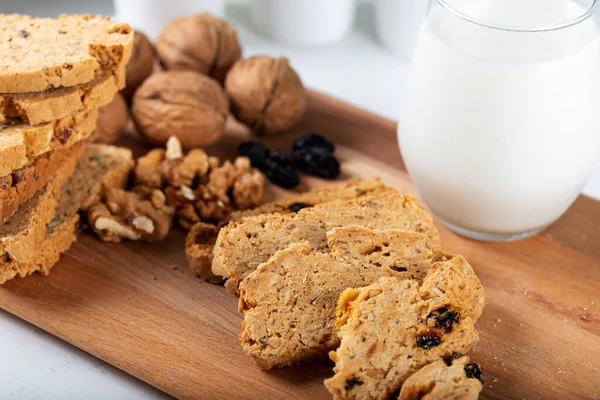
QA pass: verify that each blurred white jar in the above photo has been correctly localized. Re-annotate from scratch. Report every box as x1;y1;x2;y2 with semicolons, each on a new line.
250;0;356;47
114;0;225;40
375;0;430;58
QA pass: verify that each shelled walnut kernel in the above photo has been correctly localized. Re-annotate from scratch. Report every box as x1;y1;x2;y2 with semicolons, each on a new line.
134;136;265;230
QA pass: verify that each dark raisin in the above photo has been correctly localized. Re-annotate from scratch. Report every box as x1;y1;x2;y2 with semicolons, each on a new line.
416;333;442;349
344;376;363;391
443;353;465;366
289;202;310;212
263;158;299;189
428;308;460;333
19;29;29;38
55;128;73;144
10;169;26;186
239;142;269;169
293;133;335;153
268;148;294;164
293;147;340;179
464;362;484;383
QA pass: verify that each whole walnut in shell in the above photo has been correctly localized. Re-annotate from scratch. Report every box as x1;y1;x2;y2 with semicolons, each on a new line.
122;31;155;102
92;93;129;144
225;56;306;136
132;71;229;148
156;13;242;83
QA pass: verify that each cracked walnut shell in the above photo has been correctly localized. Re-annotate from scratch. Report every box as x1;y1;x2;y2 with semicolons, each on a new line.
87;186;175;243
225;56;306;136
132;71;229;148
156;13;242;83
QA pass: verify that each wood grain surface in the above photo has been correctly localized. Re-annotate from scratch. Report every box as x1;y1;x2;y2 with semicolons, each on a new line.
1;91;599;400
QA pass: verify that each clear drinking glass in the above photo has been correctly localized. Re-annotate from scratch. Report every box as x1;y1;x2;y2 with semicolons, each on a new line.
399;0;600;241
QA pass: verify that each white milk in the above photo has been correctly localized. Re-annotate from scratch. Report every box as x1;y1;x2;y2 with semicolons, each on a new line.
399;0;600;236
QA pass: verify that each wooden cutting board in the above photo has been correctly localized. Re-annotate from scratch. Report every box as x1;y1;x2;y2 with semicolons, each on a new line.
1;91;599;400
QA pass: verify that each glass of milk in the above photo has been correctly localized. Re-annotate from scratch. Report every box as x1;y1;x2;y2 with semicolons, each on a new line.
399;0;600;241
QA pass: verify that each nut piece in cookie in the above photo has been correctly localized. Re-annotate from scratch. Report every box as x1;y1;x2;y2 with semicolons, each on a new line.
238;226;437;369
324;255;485;400
86;186;175;243
399;355;483;400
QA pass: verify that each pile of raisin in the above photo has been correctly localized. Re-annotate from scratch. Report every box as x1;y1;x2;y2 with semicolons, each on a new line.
239;133;341;189
292;133;340;179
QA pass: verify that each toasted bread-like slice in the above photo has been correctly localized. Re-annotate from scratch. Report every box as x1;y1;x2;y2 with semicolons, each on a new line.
213;191;441;294
229;178;391;222
0;142;85;224
0;143;134;284
0;14;133;93
187;179;392;282
324;255;485;400
0;140;84;264
0;70;122;125
238;226;438;369
0;108;97;176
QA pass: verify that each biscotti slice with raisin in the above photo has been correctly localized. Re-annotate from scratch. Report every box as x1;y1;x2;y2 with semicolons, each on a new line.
0;143;87;224
0;140;84;265
0;70;122;126
324;255;485;400
0;143;134;284
0;108;97;176
0;14;133;93
213;191;441;294
229;178;391;222
238;226;438;369
398;355;483;400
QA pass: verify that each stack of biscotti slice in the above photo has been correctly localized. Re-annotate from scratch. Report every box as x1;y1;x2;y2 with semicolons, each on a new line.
0;13;133;284
0;144;134;284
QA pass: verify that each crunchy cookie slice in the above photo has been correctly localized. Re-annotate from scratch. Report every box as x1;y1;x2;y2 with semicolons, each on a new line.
0;14;133;93
213;191;441;294
399;355;483;400
0;71;122;126
229;178;390;222
187;179;390;282
0;140;83;265
238;226;437;369
0;143;84;224
324;255;485;400
0;143;134;284
0;108;97;176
